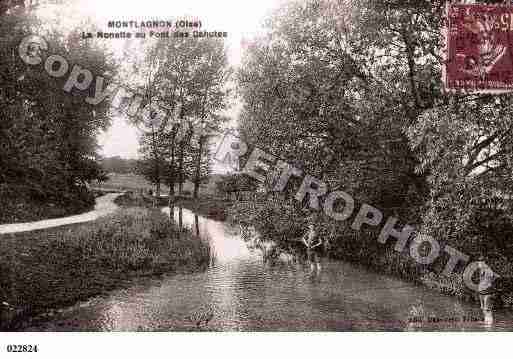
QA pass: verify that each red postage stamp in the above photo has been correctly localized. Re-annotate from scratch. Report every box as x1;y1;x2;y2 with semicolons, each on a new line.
444;3;513;93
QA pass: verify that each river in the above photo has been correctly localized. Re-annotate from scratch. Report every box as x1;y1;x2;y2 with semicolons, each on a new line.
23;206;513;331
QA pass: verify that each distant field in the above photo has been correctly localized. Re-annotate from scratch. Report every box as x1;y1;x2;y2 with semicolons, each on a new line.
93;173;218;196
93;173;169;193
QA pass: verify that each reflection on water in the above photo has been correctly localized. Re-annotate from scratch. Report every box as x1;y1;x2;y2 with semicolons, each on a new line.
24;206;513;331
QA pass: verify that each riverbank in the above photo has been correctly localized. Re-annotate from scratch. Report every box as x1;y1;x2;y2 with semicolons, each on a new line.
0;207;211;330
172;196;232;222
114;192;232;222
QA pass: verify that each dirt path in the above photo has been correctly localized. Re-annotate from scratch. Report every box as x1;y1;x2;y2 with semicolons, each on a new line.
0;193;123;235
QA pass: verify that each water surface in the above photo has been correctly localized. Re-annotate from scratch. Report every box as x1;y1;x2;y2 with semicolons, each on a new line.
24;206;513;331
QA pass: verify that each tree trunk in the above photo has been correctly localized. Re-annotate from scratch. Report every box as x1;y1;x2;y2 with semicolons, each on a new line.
151;125;161;198
177;148;184;195
177;125;193;196
193;136;205;199
169;148;175;197
194;214;199;236
168;133;176;208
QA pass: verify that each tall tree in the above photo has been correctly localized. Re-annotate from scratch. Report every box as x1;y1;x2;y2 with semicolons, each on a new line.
132;35;231;199
237;0;513;270
354;0;513;257
237;0;428;220
0;6;116;222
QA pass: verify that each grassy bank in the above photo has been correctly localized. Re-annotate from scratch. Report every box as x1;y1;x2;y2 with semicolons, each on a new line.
0;207;211;330
113;191;232;222
172;196;232;222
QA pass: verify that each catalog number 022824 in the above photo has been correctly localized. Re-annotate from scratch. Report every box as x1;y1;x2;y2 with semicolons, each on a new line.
6;344;39;353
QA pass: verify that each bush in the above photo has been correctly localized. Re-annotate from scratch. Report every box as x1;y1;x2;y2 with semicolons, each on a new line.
0;183;95;224
421;272;470;299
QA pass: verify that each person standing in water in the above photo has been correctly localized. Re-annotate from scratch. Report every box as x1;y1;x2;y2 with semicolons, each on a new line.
477;256;496;325
301;222;323;274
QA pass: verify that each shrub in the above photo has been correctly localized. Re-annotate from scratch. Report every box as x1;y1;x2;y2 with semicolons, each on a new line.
0;183;95;224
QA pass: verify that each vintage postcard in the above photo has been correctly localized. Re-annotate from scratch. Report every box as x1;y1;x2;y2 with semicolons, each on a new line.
0;0;512;357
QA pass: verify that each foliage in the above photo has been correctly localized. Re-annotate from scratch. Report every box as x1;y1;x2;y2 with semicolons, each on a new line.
235;0;513;279
229;0;513;300
128;35;232;198
215;173;258;198
237;0;429;222
0;6;115;222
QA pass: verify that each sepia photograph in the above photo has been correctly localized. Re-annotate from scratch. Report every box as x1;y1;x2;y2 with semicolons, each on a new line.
1;0;513;356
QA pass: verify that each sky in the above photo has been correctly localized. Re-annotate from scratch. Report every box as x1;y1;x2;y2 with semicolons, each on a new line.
40;0;283;159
